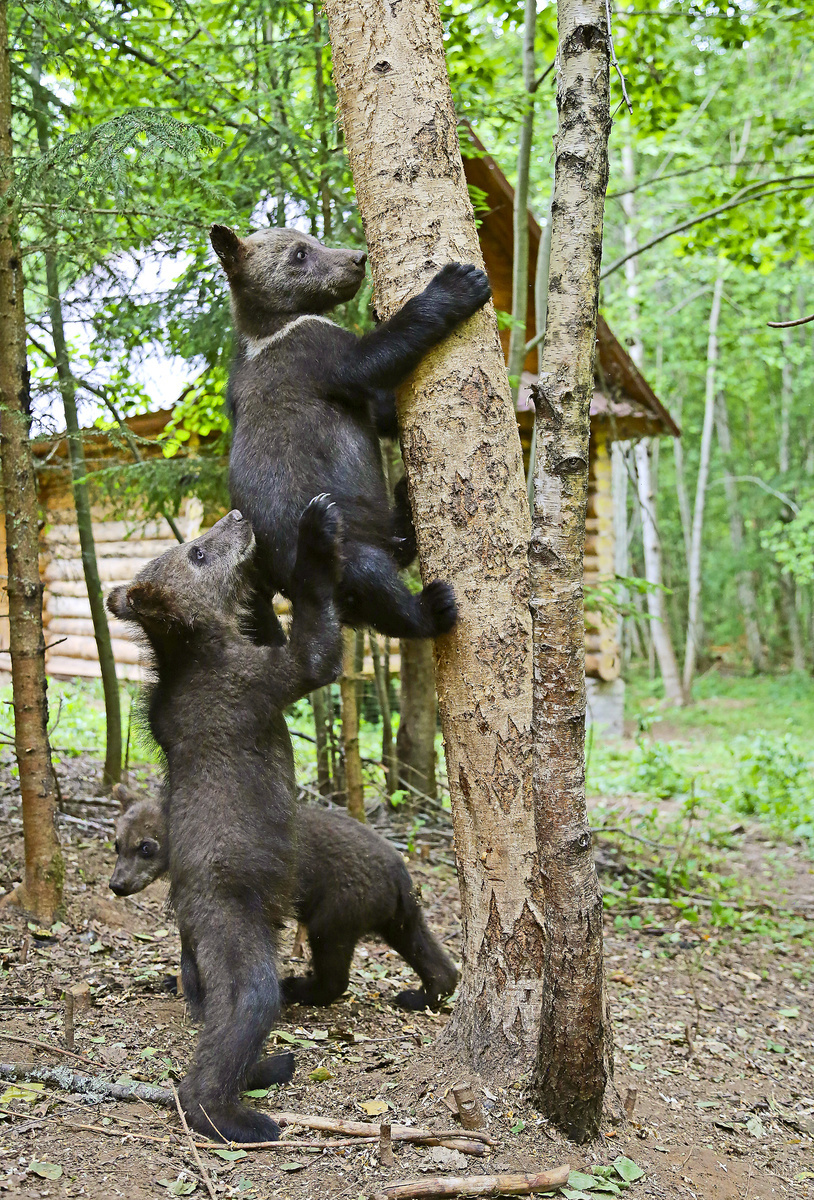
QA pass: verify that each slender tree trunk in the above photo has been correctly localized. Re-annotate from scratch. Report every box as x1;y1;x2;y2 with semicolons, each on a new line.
528;0;615;1140
506;0;536;401
370;631;397;795
611;441;629;661
715;393;766;671
683;276;724;698
310;686;332;796
325;0;544;1074
671;393;693;572
31;64;121;788
0;0;63;922
396;637;437;803
634;440;685;703
621;141;684;704
526;193;553;508
779;325;792;476
43;257;122;786
340;627;365;821
312;3;332;240
781;576;806;672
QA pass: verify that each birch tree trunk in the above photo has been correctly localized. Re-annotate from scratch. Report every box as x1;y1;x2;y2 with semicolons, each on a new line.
634;440;685;703
621;141;684;704
325;0;544;1074
396;638;437;804
683;276;724;698
715;394;766;671
528;0;615;1139
506;0;536;401
0;0;63;923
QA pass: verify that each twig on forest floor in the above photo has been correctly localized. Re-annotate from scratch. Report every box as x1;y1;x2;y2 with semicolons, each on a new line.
171;1083;218;1200
0;1033;96;1068
368;1166;571;1199
275;1111;497;1147
0;1061;174;1106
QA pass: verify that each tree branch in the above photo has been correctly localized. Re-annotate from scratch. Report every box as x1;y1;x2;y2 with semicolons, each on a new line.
601;175;814;280
768;312;814;329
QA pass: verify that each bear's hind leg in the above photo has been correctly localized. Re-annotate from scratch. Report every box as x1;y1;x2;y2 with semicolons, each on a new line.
339;544;457;639
281;929;356;1007
380;901;458;1011
177;919;284;1143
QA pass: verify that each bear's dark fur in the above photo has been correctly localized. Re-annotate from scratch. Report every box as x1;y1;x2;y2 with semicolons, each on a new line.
111;789;458;1012
210;225;492;643
106;500;342;1143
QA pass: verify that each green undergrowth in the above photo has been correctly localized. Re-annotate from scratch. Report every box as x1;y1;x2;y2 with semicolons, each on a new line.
588;670;814;941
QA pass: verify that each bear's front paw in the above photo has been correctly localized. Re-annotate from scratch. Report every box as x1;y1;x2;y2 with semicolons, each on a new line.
419;579;458;636
298;494;342;559
426;262;492;322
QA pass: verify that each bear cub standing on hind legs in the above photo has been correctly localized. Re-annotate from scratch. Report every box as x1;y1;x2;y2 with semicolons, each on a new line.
210;224;492;644
110;785;459;1012
107;499;343;1144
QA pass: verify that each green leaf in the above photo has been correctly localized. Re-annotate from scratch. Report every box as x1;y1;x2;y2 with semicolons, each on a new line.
29;1163;63;1180
510;1119;525;1133
613;1157;645;1182
562;1191;594;1200
208;1148;247;1161
309;1067;332;1082
1;1083;43;1104
778;1007;799;1018
567;1172;602;1190
277;1161;305;1172
158;1181;197;1196
242;1088;270;1098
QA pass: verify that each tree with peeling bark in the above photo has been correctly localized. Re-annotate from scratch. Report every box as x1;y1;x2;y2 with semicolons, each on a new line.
0;0;63;924
528;0;616;1140
324;0;545;1074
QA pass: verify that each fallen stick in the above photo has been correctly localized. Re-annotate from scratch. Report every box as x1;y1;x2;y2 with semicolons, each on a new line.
275;1111;497;1146
0;1061;173;1107
0;1033;96;1068
369;1167;571;1200
171;1082;218;1200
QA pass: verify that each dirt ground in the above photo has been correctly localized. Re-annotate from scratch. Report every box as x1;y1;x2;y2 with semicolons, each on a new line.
1;752;812;1200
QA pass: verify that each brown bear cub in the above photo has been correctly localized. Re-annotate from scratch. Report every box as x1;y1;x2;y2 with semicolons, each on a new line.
210;224;492;645
111;786;458;1012
107;499;342;1144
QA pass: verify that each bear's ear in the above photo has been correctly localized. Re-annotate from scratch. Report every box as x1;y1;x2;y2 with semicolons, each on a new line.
112;783;139;813
210;224;243;272
106;585;130;620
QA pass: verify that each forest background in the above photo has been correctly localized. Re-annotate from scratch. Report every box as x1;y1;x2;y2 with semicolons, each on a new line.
10;0;814;689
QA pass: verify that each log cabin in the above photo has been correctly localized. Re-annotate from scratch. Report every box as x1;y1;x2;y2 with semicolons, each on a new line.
0;133;678;736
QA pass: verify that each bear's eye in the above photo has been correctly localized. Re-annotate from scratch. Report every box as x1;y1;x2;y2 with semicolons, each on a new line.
295;246;307;262
138;841;156;859
114;840;120;854
189;546;206;565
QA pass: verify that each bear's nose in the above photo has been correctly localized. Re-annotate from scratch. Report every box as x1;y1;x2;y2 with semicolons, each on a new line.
353;251;367;268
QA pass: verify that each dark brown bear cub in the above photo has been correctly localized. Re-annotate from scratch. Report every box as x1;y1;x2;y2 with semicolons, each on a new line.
111;788;458;1011
107;500;342;1144
210;224;492;645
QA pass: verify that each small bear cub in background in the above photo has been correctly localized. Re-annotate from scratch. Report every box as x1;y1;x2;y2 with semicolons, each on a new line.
211;224;492;645
111;784;458;1012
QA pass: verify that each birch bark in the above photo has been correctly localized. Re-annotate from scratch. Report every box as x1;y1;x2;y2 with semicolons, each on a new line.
683;276;724;697
528;0;616;1139
325;0;544;1073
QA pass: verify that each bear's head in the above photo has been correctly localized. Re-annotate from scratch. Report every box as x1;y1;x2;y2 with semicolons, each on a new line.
107;509;255;641
210;225;367;319
109;784;168;896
